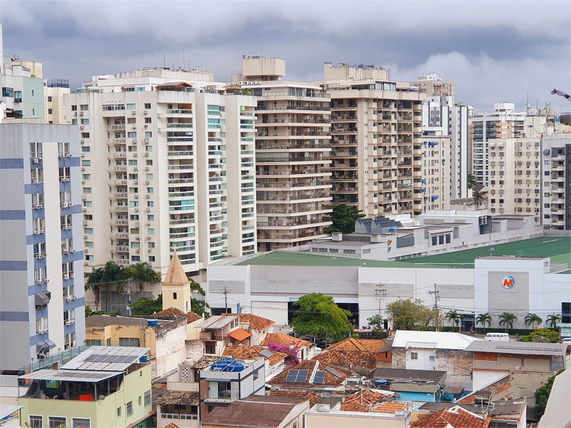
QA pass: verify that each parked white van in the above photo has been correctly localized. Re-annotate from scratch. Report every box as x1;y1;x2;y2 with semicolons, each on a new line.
485;333;510;341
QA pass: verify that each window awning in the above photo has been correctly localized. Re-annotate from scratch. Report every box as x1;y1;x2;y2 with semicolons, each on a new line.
35;292;51;306
36;339;56;353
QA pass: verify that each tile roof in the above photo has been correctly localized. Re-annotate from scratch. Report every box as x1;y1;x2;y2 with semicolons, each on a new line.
151;307;202;324
261;333;313;349
163;252;190;285
197;315;238;329
201;397;306;427
313;350;377;369
223;345;287;366
191;355;223;369
371;402;408;414
221;313;275;332
268;359;350;387
410;406;490;428
340;389;395;412
156;390;199;406
163;424;180;428
227;328;252;342
326;337;386;353
270;390;321;408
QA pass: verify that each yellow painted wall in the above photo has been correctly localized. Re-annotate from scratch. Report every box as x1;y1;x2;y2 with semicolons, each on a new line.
86;324;157;360
19;365;153;427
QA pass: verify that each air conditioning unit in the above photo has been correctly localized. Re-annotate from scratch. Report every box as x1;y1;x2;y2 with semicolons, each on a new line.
84;261;89;265
144;110;148;115
136;249;140;253
35;279;42;285
83;220;88;226
135;194;139;198
148;249;152;253
81;153;85;158
32;158;40;164
84;235;88;239
62;177;70;182
134;180;138;184
63;274;69;280
58;154;64;158
144;124;148;128
74;112;77;116
132;125;136;129
144;138;149;144
81;167;85;171
135;208;139;212
133;152;137;157
146;222;151;226
136;236;140;240
146;208;151;212
145;167;149;171
80;111;84;116
146;236;151;240
145;180;150;184
70;273;75;278
133;167;138;171
132;111;136;115
80;125;84;130
65;320;74;326
145;153;149;157
83;207;87;212
146;194;150;198
80;139;85;144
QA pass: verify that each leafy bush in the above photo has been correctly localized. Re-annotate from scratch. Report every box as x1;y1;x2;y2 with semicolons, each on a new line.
534;369;565;419
522;328;561;343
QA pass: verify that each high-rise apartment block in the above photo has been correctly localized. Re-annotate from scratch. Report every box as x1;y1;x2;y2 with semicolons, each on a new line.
65;68;257;275
321;63;426;217
46;79;71;124
0;123;85;370
542;133;571;230
420;129;451;211
233;56;333;252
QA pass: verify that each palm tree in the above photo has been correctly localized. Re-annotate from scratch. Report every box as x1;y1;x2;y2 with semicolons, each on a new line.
468;173;478;189
499;312;518;333
524;313;543;330
476;313;492;334
546;313;562;329
473;190;484;208
446;310;464;332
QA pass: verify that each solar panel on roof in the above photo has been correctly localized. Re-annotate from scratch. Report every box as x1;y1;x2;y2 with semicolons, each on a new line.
325;366;343;379
296;370;309;382
260;350;274;359
314;371;326;384
285;371;298;383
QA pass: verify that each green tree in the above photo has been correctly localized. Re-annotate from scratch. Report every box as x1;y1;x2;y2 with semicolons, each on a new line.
85;261;162;312
130;294;163;316
325;204;365;234
367;314;389;339
522;328;561;343
525;313;543;330
468;173;478;189
290;293;353;342
534;369;565;419
190;278;210;317
499;312;517;333
386;298;436;331
476;313;492;334
446;310;464;332
546;313;561;329
473;190;484;208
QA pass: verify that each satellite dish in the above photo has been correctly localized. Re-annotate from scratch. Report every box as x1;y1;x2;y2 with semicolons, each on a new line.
490;247;495;256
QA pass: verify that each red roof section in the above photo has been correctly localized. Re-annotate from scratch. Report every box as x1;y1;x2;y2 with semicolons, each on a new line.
221;313;275;332
410;406;490;428
313;350;377;369
340;389;395;412
152;307;202;324
327;337;386;353
223;345;287;366
228;328;252;342
261;332;313;349
268;359;350;387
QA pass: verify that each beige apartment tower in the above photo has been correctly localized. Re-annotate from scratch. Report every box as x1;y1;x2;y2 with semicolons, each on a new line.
234;56;333;252
321;63;426;217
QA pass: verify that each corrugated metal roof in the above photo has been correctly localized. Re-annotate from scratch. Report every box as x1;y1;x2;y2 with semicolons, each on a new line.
18;369;118;383
62;346;150;372
197;315;238;329
466;340;569;357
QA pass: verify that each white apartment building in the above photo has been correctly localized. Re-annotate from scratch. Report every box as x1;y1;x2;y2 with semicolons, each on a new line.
233;56;333;252
539;133;570;230
65;68;257;275
420;129;451;212
45;79;70;124
321;63;426;217
0;122;85;370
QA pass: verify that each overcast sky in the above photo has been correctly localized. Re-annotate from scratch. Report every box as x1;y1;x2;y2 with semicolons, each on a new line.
1;0;569;113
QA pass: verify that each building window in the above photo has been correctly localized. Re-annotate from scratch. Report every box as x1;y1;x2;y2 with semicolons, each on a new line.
173;292;178;300
29;416;43;428
208;381;231;399
144;390;151;406
80;105;89;111
138;396;142;406
127;104;136;110
410;352;418;360
85;339;102;346
48;417;67;428
72;418;90;428
117;407;121;417
343;249;356;254
144;103;151;109
119;338;140;347
127;401;133;417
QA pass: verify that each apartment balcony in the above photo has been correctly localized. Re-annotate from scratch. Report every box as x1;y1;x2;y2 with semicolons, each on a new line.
168;151;194;158
115;246;129;253
115;219;128;226
166;123;194;130
113;165;127;172
331;105;357;111
114;206;128;213
256;142;332;150
110;152;127;159
164;109;193;117
257;230;331;243
333;187;358;194
257;218;332;230
115;232;129;239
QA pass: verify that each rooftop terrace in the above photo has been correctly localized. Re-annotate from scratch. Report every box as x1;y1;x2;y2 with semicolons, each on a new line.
234;236;571;269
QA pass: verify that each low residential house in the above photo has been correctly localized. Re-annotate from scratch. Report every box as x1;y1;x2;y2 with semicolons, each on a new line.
85;314;187;377
411;405;492;428
326;337;386;354
198;357;265;418
456;373;512;405
18;347;153;428
465;340;570;407
221;313;275;345
268;359;350;394
222;345;288;380
307;389;412;428
313;337;387;373
196;315;241;355
371;368;447;403
392;331;478;387
201;396;310;428
149;307;203;341
377;340;393;367
261;333;316;362
0;404;22;428
417;399;527;428
156;390;200;428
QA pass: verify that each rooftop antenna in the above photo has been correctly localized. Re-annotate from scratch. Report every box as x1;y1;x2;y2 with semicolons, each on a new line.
183;49;185;70
164;53;166;69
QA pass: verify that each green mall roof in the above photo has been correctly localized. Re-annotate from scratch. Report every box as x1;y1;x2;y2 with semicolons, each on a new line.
235;236;571;269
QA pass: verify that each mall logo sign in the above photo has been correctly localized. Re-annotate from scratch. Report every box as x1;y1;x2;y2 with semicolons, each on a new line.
502;275;515;289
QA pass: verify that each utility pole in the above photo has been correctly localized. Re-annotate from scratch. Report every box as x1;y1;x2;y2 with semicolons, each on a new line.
375;283;387;327
223;287;229;314
429;283;440;332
